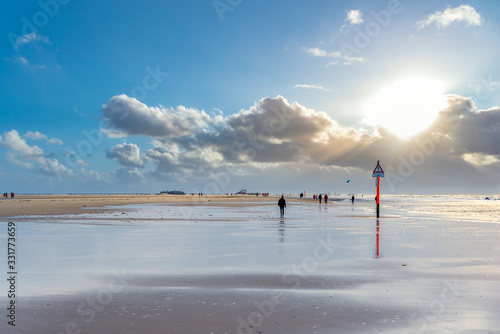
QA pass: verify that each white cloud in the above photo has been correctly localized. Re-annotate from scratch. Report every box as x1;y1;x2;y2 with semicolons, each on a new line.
1;130;45;157
13;56;29;66
106;143;144;168
417;5;483;29
346;10;363;25
6;151;33;169
115;167;145;182
304;47;363;65
294;84;326;91
0;129;73;177
14;32;51;51
305;47;331;57
79;168;101;181
462;153;499;166
24;131;63;145
77;159;90;167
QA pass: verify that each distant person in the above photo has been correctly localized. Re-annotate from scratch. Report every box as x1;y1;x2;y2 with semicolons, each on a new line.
313;194;316;200
324;194;328;204
278;195;286;218
318;194;322;204
351;195;355;204
300;193;303;198
11;192;14;199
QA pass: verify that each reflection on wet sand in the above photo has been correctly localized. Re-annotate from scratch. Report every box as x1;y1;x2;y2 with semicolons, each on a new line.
375;219;380;259
278;218;285;244
2;197;499;333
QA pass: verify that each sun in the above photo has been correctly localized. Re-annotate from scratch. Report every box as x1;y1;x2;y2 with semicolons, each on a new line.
362;77;448;138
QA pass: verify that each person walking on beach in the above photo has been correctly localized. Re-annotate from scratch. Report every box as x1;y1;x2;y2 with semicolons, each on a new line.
318;194;322;204
11;192;14;199
278;195;286;218
351;195;355;204
324;194;328;204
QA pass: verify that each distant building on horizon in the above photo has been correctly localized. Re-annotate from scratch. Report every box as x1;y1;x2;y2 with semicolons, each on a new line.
160;190;185;195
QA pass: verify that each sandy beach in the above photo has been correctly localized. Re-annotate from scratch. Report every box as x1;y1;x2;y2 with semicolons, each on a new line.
0;194;312;218
0;195;499;333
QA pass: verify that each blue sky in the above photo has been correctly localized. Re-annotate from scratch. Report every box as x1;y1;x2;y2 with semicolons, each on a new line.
1;0;500;194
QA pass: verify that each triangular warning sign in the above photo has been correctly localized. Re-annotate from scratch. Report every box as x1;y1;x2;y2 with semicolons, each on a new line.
373;164;384;173
372;161;384;177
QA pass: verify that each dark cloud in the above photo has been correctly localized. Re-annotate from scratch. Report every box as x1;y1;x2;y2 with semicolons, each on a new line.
102;94;213;138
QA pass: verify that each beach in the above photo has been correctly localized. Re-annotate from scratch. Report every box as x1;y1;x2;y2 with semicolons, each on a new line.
0;194;499;333
0;194;301;218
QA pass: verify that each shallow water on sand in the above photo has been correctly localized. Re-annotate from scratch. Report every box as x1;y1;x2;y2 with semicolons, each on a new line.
1;196;499;333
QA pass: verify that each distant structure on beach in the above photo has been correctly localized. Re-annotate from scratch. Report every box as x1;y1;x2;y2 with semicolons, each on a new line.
160;190;185;195
235;189;267;196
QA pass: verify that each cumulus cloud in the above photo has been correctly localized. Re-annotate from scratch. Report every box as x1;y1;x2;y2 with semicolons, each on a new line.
346;9;363;25
417;5;483;29
103;95;369;172
99;93;500;193
305;47;363;66
0;129;73;177
114;167;145;183
106;143;144;167
24;131;63;145
101;94;212;138
430;96;500;156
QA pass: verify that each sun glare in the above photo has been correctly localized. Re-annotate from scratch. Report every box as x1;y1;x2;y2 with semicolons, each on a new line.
362;77;448;138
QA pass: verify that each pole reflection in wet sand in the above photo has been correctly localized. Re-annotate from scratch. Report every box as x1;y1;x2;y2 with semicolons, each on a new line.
375;218;380;259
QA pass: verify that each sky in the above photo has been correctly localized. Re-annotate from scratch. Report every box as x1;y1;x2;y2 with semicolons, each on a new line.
1;0;500;195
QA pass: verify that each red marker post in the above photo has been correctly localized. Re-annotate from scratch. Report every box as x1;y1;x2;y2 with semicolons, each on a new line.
372;160;384;218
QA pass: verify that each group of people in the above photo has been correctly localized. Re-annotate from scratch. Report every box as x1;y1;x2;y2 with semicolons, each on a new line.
3;192;14;198
279;193;358;217
312;194;329;204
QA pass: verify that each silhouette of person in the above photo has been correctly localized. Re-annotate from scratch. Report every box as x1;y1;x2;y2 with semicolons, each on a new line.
318;194;322;204
278;195;286;218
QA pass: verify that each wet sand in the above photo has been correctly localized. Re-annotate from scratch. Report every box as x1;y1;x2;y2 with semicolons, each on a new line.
0;196;499;333
0;194;316;218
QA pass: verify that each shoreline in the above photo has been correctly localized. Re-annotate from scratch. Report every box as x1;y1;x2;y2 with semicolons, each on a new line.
0;194;347;218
